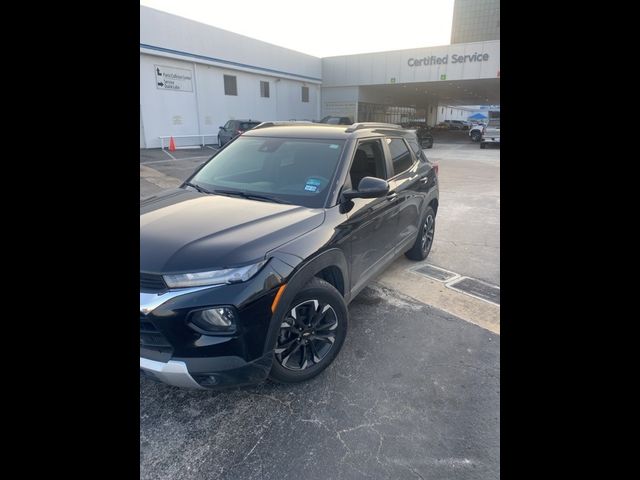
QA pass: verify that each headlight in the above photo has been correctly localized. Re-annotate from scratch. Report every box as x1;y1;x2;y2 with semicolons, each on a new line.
163;260;267;288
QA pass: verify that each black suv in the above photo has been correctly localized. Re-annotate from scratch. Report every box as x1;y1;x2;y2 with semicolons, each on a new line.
218;119;261;147
140;122;439;389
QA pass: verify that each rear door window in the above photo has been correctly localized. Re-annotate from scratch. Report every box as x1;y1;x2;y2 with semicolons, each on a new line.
407;139;427;162
386;138;414;175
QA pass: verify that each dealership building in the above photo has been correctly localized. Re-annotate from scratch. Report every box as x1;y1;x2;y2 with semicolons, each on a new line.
140;5;500;148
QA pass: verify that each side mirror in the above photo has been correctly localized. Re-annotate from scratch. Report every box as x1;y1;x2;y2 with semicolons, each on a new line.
219;126;224;130
342;177;390;200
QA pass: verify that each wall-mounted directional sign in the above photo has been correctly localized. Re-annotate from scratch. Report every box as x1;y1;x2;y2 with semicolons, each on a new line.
154;65;193;92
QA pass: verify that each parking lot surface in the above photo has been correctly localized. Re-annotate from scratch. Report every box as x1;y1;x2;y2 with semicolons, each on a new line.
141;285;499;480
140;137;500;478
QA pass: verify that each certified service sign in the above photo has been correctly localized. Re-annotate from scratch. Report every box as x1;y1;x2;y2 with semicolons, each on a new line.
154;65;193;92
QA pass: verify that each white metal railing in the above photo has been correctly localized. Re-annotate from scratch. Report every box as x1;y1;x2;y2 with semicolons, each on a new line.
159;134;217;150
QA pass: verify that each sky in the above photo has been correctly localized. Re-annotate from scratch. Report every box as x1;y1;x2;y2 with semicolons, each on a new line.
139;0;455;58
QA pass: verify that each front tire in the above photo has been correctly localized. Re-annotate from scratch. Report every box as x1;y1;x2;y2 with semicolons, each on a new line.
405;206;436;261
471;131;481;142
269;278;348;384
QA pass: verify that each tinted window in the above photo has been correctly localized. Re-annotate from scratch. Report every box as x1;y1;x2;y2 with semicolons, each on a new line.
407;139;427;162
239;122;260;130
348;140;387;189
386;138;413;175
190;137;345;208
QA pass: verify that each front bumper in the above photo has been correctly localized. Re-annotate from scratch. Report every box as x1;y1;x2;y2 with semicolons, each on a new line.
140;353;274;389
140;357;203;389
139;257;294;389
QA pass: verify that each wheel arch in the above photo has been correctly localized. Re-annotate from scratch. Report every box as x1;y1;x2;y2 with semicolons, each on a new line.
263;248;350;357
428;198;439;215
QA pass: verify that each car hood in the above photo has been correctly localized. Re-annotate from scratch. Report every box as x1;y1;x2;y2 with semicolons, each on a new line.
140;189;324;273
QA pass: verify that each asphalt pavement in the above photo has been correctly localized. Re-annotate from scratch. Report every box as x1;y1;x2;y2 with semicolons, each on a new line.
140;285;499;480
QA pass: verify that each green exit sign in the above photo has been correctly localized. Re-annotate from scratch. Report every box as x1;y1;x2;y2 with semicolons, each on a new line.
440;74;447;80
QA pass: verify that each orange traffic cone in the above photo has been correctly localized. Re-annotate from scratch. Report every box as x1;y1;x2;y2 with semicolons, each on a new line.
169;136;176;152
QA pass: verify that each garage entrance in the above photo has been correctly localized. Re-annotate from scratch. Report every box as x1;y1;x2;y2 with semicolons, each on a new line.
356;78;500;126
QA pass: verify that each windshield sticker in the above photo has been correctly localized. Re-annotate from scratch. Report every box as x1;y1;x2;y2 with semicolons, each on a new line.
329;144;339;149
305;178;321;192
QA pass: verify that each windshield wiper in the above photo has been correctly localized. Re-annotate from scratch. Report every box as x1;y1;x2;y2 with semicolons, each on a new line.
184;181;211;194
211;189;291;204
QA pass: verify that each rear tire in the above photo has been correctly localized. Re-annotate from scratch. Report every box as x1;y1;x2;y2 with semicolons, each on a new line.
405;206;436;261
269;278;348;384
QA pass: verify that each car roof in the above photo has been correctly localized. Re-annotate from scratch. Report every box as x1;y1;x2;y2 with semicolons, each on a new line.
243;123;418;140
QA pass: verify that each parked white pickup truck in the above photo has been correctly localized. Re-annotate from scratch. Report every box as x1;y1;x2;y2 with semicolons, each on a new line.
469;123;485;142
480;119;500;149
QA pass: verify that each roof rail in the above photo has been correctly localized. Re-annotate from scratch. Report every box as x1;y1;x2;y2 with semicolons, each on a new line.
253;121;315;130
344;122;402;132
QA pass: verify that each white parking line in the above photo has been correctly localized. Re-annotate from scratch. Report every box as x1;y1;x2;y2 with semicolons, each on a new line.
162;149;177;161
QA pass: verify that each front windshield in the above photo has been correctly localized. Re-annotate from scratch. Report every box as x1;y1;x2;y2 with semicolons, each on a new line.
190;136;345;208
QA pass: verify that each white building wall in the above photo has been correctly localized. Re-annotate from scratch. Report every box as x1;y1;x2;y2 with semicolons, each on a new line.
435;105;475;123
322;41;500;87
141;54;320;148
140;55;200;148
140;6;321;82
320;87;359;121
140;6;322;149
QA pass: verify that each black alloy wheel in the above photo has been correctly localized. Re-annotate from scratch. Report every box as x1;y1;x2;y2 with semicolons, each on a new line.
421;213;435;256
471;130;482;142
269;277;348;383
275;299;338;371
405;206;436;261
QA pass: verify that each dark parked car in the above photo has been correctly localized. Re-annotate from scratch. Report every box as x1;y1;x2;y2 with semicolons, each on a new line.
218;119;261;147
318;116;353;125
140;122;439;389
401;122;434;148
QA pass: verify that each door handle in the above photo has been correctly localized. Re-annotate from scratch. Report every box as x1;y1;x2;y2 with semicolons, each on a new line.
386;192;398;201
419;176;429;184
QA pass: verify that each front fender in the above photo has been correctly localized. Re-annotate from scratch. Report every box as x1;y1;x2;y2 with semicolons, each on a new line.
262;248;350;356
